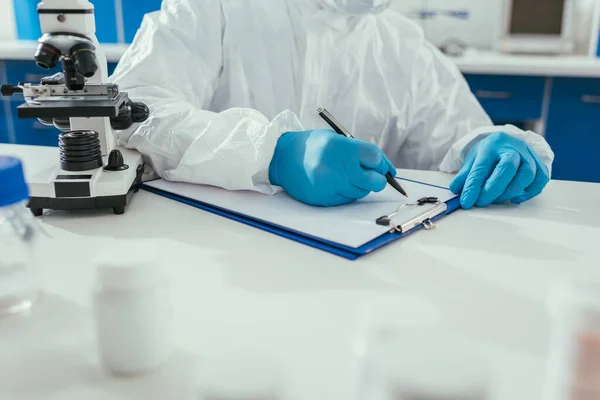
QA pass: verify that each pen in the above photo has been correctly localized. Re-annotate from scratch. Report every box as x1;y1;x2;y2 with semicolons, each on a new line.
317;107;408;198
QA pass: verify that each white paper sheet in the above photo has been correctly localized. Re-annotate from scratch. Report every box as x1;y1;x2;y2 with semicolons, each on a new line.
145;179;457;249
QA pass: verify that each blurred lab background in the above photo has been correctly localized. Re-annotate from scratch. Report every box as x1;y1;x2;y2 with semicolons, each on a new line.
0;0;599;183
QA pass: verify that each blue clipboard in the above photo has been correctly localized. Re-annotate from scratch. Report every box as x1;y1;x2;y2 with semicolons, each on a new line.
141;180;461;260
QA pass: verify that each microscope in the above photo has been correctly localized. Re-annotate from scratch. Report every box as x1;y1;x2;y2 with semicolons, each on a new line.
1;0;149;216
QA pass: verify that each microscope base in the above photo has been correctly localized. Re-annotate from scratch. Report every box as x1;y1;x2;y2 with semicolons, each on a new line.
26;148;144;216
28;186;139;216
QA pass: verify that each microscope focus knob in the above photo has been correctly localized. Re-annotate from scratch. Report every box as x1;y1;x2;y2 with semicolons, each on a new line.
1;84;23;97
104;150;129;172
111;100;150;131
131;102;150;123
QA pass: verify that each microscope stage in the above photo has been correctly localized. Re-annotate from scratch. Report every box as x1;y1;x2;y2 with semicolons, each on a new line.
17;93;128;119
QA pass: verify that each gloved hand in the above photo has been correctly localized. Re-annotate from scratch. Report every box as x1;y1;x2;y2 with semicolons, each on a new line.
269;130;396;207
450;132;550;209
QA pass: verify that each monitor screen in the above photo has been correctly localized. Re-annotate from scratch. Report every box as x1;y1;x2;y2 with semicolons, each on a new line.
510;0;565;35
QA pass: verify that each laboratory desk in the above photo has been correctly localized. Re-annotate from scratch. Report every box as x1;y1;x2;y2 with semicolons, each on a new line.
1;144;600;400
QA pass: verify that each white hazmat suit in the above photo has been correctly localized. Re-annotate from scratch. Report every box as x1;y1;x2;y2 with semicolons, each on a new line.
111;0;553;195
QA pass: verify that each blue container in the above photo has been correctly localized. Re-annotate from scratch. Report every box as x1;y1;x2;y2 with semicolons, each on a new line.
13;0;118;43
121;0;162;43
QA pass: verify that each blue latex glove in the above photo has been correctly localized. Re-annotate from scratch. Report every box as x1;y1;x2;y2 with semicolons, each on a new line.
450;132;550;209
269;130;396;207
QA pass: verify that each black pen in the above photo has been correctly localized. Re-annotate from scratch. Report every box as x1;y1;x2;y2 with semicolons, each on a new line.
317;107;408;197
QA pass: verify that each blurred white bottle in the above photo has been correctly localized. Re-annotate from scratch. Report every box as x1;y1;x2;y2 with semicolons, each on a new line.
93;243;173;376
358;330;490;400
355;299;490;400
545;277;600;400
0;156;42;316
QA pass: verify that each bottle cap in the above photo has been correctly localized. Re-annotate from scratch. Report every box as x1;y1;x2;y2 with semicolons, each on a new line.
196;355;283;400
94;242;164;291
0;156;29;208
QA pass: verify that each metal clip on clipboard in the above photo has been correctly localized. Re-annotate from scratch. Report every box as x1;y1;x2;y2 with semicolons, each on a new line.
376;197;447;234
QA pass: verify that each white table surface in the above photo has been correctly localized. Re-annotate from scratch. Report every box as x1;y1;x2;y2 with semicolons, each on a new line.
1;144;600;400
1;40;600;77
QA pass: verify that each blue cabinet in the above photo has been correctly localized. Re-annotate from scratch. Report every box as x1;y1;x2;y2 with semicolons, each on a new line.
108;62;118;77
0;103;8;144
0;60;6;144
545;78;600;183
3;61;61;146
9;100;60;147
464;75;546;123
0;100;60;147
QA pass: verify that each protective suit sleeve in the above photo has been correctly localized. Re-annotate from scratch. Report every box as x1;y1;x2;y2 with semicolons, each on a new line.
110;0;303;194
401;40;554;176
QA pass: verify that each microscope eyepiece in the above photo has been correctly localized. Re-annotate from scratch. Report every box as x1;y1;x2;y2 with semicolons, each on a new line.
34;42;61;70
34;34;100;80
70;42;98;78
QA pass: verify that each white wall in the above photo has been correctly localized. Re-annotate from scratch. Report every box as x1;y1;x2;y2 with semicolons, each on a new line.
391;0;600;54
573;0;600;54
391;0;504;50
0;0;16;40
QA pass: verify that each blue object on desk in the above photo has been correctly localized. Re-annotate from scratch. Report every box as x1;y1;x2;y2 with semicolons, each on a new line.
13;0;118;43
141;180;461;261
122;0;163;43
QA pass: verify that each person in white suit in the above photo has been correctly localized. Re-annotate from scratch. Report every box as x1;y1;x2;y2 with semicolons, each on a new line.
111;0;553;208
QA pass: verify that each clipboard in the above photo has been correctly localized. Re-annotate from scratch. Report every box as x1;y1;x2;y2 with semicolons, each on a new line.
141;178;461;260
